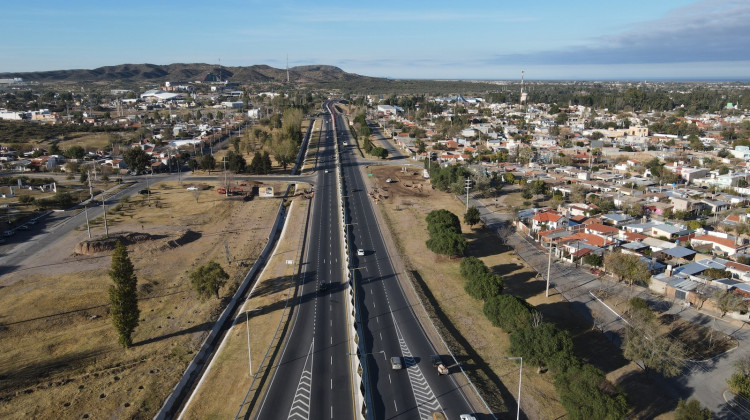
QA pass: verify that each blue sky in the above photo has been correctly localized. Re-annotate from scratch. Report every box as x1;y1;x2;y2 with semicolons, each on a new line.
1;0;748;80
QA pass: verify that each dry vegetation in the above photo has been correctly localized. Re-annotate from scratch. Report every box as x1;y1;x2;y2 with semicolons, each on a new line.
364;164;564;419
182;195;309;419
364;164;695;419
0;180;286;419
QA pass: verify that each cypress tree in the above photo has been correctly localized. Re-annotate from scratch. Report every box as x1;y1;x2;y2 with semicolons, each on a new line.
109;241;140;348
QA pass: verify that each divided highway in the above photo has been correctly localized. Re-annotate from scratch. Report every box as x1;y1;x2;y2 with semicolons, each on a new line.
254;111;353;419
332;105;477;419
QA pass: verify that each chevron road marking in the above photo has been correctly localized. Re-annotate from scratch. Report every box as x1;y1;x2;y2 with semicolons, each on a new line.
288;341;315;420
392;313;442;420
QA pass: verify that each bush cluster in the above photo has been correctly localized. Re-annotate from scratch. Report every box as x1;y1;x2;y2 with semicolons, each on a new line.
460;257;503;300
424;209;466;257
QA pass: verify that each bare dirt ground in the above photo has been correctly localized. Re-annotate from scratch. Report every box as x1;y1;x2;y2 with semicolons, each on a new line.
0;180;286;419
181;194;310;419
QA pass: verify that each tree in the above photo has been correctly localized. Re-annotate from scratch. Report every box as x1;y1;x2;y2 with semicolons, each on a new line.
624;326;686;376
674;399;711;420
108;242;140;348
65;145;86;160
583;253;603;267
464;206;480;228
189;261;229;300
713;290;745;317
604;252;651;286
123;146;151;174
425;231;467;257
554;363;629;420
728;355;750;398
510;321;576;372
225;151;246;173
464;269;504;301
426;209;462;236
188;158;199;172
200;154;216;173
249;151;265;174
483;294;533;332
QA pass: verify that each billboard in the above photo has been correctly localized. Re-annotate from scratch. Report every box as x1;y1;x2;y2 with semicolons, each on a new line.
260;186;274;198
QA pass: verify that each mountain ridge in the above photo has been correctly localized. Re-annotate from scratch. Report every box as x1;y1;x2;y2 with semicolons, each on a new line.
0;63;373;84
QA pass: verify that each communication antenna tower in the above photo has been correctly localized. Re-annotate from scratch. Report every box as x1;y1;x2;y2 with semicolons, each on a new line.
286;54;290;83
520;70;527;105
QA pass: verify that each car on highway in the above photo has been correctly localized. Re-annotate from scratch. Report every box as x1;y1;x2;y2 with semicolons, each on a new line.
139;189;150;195
459;415;477;420
18;225;30;231
186;186;199;191
357;249;365;256
390;356;403;370
325;169;329;173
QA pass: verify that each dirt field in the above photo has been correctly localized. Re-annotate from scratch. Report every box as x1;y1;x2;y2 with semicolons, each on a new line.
0;180;286;419
181;194;309;419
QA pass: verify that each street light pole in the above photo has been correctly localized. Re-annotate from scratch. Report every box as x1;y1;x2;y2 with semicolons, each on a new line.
245;307;261;377
505;356;523;420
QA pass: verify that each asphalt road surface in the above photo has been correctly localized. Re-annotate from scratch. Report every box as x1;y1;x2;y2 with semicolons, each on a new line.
254;110;353;420
335;107;477;419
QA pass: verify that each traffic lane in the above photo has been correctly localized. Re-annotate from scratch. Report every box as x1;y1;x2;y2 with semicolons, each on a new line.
355;268;415;419
346;174;417;418
343;140;474;417
257;127;347;419
309;116;353;419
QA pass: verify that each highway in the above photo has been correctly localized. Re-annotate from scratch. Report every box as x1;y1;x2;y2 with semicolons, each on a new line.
334;106;477;419
254;109;353;419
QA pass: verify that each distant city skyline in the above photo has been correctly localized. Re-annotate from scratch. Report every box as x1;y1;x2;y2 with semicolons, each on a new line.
1;0;748;80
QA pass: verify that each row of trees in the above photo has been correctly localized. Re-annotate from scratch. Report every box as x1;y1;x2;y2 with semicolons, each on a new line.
482;291;628;418
425;209;467;257
455;253;628;418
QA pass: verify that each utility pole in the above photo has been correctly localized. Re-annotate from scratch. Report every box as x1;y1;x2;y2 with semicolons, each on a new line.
85;206;91;239
465;177;472;211
223;156;229;197
546;239;553;297
102;193;109;238
87;170;93;201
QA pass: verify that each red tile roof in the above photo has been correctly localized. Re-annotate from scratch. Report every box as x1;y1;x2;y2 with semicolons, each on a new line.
533;210;562;223
586;223;619;234
623;232;648;241
726;261;750;272
691;235;740;250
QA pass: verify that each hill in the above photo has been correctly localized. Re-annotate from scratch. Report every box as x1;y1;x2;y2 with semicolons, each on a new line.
0;63;375;84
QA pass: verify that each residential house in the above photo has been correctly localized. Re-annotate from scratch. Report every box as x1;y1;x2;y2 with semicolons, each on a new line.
531;210;568;232
690;234;746;256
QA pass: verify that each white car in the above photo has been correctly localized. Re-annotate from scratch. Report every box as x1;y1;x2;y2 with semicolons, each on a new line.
186;186;199;191
459;415;477;420
357;249;365;256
